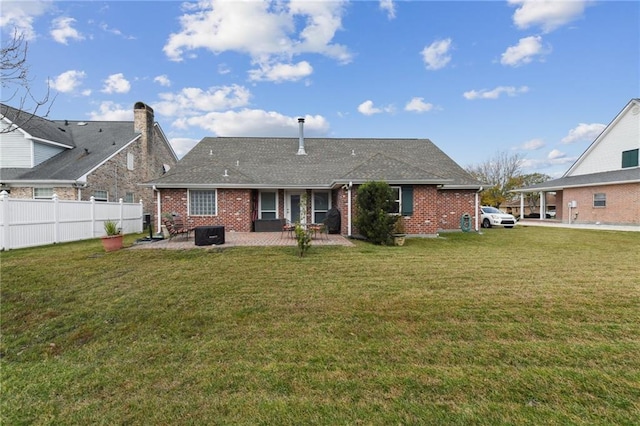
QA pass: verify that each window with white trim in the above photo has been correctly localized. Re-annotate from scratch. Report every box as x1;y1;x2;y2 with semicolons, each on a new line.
390;187;401;214
127;152;135;170
189;190;217;216
593;193;606;208
93;190;108;202
124;192;135;203
33;187;53;199
259;191;277;219
312;191;330;223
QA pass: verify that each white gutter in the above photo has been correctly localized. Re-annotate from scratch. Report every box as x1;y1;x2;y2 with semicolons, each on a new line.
347;181;352;236
475;186;483;231
154;185;161;233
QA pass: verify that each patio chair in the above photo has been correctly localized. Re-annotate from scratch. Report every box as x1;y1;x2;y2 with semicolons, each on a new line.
282;220;296;239
163;216;195;240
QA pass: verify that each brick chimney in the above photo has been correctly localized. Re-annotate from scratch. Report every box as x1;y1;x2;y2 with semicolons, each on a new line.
133;102;154;178
134;102;154;151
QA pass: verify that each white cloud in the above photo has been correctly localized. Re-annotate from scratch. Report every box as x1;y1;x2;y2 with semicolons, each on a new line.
463;86;529;100
169;137;200;159
153;85;251;117
561;122;606;144
0;0;51;40
421;38;452;70
154;75;171;87
379;0;396;20
218;63;231;75
101;73;131;94
508;0;589;33
357;100;394;116
248;61;313;82
181;109;330;137
163;0;351;71
50;70;87;94
548;148;565;159
357;100;381;116
50;16;84;44
520;138;545;150
99;22;135;40
88;101;132;121
404;97;434;113
520;152;577;173
501;36;549;67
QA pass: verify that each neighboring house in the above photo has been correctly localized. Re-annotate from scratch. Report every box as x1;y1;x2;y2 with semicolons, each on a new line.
514;98;640;225
147;119;483;236
503;193;557;218
0;102;178;213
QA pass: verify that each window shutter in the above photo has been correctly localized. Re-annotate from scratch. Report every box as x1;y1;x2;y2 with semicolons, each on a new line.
401;185;413;216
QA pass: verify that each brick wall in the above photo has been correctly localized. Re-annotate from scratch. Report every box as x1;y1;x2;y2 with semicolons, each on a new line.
335;185;479;236
157;188;253;232
7;186;78;200
562;183;639;225
435;188;479;232
84;125;176;212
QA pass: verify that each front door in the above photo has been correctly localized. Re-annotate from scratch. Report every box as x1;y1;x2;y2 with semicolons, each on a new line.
285;191;303;224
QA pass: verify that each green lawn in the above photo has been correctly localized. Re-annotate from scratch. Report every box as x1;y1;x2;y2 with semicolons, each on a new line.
2;227;639;425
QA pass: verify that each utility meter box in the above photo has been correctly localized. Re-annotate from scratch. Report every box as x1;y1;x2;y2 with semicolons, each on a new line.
569;200;578;208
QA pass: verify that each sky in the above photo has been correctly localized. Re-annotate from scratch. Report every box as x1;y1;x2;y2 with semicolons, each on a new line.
1;0;638;177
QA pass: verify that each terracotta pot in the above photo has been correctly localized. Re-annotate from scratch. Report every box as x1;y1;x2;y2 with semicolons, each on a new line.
101;235;123;252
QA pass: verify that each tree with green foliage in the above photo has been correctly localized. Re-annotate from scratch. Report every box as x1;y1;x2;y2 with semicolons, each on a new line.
466;151;523;207
354;181;398;245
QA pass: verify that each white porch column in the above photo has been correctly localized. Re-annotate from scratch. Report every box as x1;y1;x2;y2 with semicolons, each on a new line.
520;193;525;220
1;190;10;250
474;190;480;231
539;191;546;220
347;183;352;236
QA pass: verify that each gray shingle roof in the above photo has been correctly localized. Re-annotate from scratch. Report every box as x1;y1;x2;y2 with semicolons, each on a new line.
514;168;640;192
17;121;139;180
1;103;75;148
150;137;481;188
1;106;139;182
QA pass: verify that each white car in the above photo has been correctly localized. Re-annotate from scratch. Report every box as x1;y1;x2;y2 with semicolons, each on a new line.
481;206;517;228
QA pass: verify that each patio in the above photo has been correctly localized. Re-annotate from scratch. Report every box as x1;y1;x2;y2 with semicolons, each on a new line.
130;231;355;249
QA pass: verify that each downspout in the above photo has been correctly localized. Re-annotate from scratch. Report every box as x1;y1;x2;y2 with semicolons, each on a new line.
154;185;161;233
475;186;483;231
347;181;353;236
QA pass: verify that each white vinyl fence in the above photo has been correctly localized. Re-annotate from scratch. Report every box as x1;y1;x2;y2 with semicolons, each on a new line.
0;191;143;250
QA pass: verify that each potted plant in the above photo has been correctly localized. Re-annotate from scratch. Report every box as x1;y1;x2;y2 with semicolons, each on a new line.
392;216;406;246
101;219;123;252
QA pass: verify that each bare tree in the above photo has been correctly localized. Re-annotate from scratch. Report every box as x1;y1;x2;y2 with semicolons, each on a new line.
1;29;52;131
466;151;524;207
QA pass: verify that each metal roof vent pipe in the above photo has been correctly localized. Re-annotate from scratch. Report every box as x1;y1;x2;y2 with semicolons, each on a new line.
297;117;307;155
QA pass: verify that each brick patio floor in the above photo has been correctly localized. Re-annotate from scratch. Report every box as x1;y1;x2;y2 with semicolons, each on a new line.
129;231;355;249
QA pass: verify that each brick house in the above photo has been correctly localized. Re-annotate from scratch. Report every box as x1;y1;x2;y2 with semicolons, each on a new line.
514;98;640;225
0;102;178;212
147;119;483;236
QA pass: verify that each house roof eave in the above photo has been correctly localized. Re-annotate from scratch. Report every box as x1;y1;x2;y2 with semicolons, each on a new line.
513;178;640;193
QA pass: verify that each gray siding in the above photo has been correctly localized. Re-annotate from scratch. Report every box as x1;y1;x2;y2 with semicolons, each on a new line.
34;142;64;166
0;126;31;168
